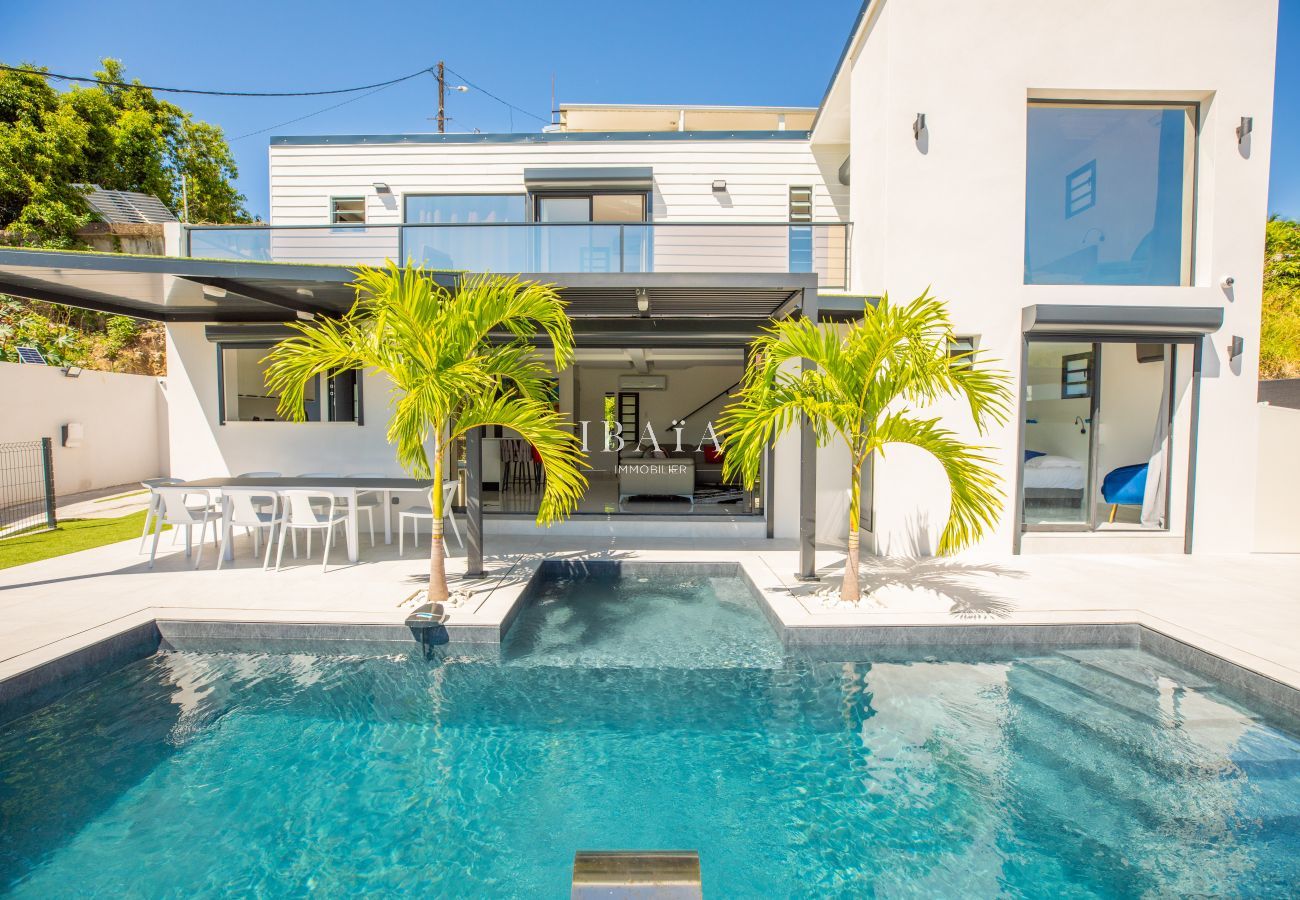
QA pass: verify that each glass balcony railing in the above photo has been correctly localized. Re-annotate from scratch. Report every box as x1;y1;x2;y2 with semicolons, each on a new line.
185;222;851;289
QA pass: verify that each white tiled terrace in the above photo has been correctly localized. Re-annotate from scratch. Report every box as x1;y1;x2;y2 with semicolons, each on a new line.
2;527;1300;704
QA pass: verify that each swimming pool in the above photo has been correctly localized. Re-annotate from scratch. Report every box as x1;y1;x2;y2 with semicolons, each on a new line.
2;567;1298;896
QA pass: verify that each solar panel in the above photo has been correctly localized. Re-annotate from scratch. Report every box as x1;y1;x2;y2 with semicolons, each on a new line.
16;346;48;365
73;184;178;225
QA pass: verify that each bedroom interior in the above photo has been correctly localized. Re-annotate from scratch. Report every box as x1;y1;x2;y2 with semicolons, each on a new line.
1022;339;1194;533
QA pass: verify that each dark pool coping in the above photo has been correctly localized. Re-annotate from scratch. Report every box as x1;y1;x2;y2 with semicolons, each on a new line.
3;559;1300;727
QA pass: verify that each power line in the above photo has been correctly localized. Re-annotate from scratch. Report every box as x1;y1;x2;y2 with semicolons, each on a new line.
443;65;548;124
1;59;551;133
0;62;436;97
230;81;410;141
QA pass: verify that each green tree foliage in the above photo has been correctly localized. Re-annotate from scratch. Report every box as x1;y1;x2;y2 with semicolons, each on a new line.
265;267;588;603
0;58;248;242
719;293;1012;602
0;59;249;372
1262;215;1300;379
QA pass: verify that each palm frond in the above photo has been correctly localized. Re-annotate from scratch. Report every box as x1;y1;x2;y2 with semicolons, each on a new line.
451;395;589;526
721;289;1013;555
874;412;1004;554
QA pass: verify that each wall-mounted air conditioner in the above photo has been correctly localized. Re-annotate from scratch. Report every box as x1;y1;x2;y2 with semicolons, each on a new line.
619;375;667;391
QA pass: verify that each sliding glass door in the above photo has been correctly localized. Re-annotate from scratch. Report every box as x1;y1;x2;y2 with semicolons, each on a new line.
534;193;647;272
1022;339;1186;532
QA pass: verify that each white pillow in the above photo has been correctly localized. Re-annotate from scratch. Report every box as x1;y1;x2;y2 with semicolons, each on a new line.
1027;454;1080;469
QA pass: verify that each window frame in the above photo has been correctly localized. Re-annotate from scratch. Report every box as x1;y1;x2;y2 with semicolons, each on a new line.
329;196;366;226
1060;350;1095;400
401;193;528;224
1024;98;1200;288
216;341;363;426
1016;335;1192;544
529;191;649;223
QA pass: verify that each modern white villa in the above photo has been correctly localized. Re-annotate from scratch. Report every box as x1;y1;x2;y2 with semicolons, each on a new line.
6;2;1300;895
0;0;1280;578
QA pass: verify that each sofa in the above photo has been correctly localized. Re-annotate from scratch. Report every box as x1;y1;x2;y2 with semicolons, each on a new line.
617;449;695;507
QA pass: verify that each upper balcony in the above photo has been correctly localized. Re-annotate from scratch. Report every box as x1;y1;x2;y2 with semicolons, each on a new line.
184;222;851;290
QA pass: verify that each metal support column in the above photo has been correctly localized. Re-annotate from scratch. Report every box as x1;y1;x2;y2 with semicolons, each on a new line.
797;288;819;580
466;427;485;577
1183;338;1204;555
41;437;56;530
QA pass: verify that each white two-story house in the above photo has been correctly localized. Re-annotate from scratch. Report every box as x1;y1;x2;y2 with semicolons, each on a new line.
0;0;1278;576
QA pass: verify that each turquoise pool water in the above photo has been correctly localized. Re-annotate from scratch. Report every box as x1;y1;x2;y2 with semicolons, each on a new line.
2;569;1299;897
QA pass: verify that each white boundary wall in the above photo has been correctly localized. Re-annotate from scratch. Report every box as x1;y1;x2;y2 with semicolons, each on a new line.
1255;403;1300;553
0;361;167;496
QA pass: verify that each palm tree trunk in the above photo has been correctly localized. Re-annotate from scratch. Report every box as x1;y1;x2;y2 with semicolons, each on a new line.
428;437;450;603
842;456;862;603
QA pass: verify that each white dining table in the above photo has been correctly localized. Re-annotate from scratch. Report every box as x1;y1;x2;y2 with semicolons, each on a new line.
182;476;436;564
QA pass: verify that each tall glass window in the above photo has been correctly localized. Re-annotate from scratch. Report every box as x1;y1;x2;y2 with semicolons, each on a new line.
404;195;526;224
1025;103;1196;286
402;195;527;272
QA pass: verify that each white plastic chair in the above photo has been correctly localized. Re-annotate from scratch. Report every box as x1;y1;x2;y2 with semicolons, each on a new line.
236;471;282;513
139;477;183;552
398;481;462;557
346;472;385;548
275;490;347;573
216;488;283;570
148;486;221;569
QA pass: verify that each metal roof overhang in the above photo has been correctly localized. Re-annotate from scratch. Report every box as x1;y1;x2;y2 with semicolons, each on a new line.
0;248;457;323
0;251;821;341
522;166;654;191
1022;304;1224;338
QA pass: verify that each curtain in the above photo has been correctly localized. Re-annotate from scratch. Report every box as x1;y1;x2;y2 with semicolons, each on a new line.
1141;349;1171;527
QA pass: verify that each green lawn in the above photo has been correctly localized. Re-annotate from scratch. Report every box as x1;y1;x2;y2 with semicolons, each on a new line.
0;511;166;569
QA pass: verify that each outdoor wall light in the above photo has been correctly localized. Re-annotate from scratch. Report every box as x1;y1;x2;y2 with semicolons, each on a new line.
1236;117;1253;145
1230;335;1245;361
635;288;650;314
202;285;227;298
913;113;926;141
62;366;82;378
712;180;727;193
372;182;391;193
295;288;315;298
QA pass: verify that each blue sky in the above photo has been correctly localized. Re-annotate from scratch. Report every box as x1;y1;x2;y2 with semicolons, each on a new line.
1;0;1296;222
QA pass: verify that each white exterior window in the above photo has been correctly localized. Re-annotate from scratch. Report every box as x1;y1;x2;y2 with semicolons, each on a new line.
789;186;813;273
1024;102;1197;286
330;197;366;225
218;345;360;424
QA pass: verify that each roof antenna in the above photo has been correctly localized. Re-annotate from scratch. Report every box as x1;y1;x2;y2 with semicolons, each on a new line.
551;72;557;126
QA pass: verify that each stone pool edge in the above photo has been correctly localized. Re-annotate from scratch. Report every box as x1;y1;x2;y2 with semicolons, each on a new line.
3;556;1299;726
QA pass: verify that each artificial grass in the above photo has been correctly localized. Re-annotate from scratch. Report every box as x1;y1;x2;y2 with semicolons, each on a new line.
0;510;165;569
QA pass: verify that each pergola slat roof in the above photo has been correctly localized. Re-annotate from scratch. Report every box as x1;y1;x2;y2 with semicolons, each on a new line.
0;249;819;331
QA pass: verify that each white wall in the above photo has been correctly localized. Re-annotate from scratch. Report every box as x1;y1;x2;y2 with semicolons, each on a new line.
1254;404;1300;553
0;361;166;496
261;137;851;282
165;324;407;480
269;138;848;228
828;0;1277;555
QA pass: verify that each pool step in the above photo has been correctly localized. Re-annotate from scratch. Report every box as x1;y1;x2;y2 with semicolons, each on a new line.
1006;665;1231;781
1003;695;1246;835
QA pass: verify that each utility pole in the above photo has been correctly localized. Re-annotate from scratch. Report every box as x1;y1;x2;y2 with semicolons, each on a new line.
436;61;446;133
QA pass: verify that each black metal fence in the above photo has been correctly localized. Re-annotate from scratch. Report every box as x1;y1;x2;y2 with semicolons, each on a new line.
0;439;56;538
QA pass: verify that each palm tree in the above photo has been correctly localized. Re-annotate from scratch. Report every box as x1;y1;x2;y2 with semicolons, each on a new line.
718;292;1012;603
264;264;588;602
